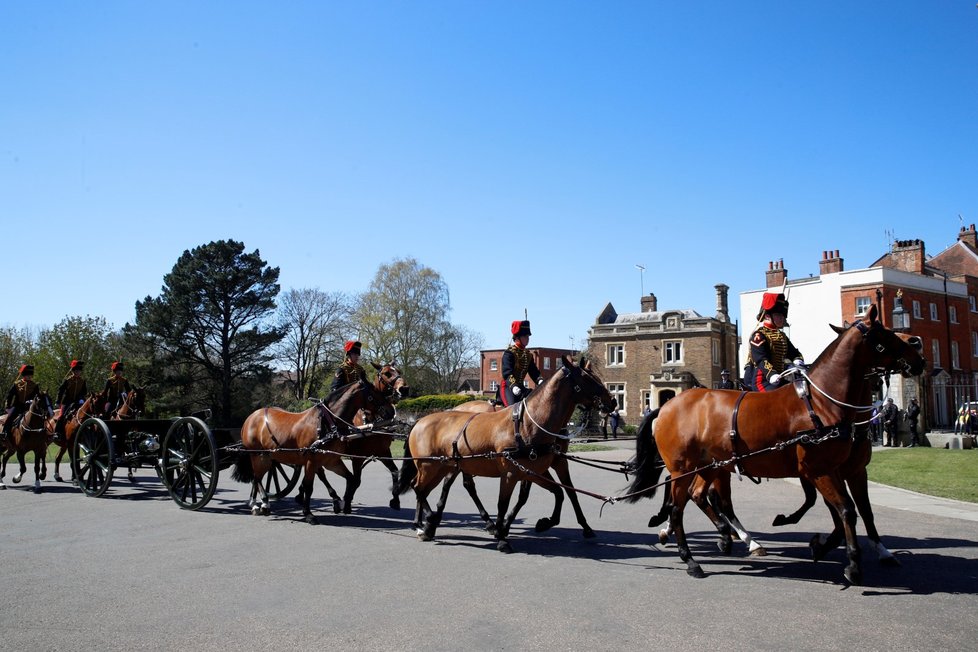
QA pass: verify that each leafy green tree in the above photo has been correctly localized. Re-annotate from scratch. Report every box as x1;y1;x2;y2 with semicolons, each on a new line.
130;240;283;425
0;325;36;390
33;316;115;399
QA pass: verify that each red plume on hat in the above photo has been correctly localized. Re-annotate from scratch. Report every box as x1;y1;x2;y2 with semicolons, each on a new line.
344;340;362;355
111;361;124;372
70;359;84;370
757;292;789;321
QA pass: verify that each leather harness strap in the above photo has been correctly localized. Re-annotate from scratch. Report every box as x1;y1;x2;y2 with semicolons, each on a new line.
451;413;481;463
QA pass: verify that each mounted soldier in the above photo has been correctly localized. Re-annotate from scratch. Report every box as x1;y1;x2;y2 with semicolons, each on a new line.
101;361;132;417
55;359;88;441
743;292;805;392
330;340;368;392
500;319;544;407
2;364;42;444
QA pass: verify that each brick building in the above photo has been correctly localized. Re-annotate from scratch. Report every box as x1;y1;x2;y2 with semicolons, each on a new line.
741;226;978;428
587;285;739;423
480;347;578;398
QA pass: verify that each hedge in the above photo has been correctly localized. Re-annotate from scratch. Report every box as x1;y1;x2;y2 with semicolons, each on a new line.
396;394;490;413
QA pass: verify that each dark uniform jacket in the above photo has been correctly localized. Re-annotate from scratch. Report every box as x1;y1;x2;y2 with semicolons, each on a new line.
500;344;542;406
57;375;88;407
747;325;802;392
330;361;368;393
102;375;132;410
6;378;40;410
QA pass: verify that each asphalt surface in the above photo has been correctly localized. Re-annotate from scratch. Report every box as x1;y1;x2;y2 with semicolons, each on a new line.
1;440;976;651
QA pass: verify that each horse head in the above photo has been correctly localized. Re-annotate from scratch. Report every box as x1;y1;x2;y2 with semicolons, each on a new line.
327;378;396;426
371;361;409;401
554;355;617;413
829;305;926;377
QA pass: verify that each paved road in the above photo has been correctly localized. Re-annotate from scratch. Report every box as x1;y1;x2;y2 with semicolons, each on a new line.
1;442;976;651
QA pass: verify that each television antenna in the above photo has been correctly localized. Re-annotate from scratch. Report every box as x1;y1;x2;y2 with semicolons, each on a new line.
635;264;646;296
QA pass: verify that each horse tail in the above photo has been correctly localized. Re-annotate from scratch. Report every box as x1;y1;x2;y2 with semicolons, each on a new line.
395;432;417;495
231;450;255;484
623;408;664;503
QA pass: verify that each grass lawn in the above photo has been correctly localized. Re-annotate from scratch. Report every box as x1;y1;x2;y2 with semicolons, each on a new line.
868;448;978;503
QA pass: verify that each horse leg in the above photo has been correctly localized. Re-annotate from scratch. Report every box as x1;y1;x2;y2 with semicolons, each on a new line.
300;464;318;524
413;463;447;540
772;477;818;526
708;473;767;556
0;449;11;489
54;445;67;482
421;470;459;541
381;457;401;510
310;467;343;514
501;479;534;534
669;472;704;578
847;469;899;567
544;455;596;538
14;450;27;483
810;473;862;585
689;476;733;555
460;473;496;534
34;450;43;493
494;474;520;554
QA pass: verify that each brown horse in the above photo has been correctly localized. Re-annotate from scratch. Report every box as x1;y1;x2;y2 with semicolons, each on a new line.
625;306;924;584
396;356;616;552
51;392;103;484
0;392;54;493
109;386;146;420
233;378;394;523
449;398;599;538
298;362;409;512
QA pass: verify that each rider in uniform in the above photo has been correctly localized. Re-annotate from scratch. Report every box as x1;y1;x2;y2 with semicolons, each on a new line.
500;320;544;407
745;292;804;392
2;364;40;443
102;361;132;416
55;359;88;441
330;340;368;392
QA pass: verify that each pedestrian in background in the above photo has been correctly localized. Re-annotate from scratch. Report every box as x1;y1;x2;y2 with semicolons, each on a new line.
906;397;921;447
610;408;621;438
881;397;899;447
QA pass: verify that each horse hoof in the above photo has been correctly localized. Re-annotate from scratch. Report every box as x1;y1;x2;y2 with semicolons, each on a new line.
772;514;789;527
332;499;343;514
880;556;901;568
250;505;261;515
304;514;318;525
582;528;597;539
417;528;433;542
658;529;670;545
686;564;706;579
497;541;514;554
484;522;497;535
750;547;768;557
809;535;825;562
717;539;732;555
33;486;41;494
0;485;6;490
844;566;863;586
534;518;554;533
389;497;400;510
54;474;63;483
294;495;304;507
13;476;22;484
648;513;668;528
259;506;271;516
343;503;352;515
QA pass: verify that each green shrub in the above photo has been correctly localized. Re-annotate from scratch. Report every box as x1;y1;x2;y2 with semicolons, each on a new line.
396;394;488;413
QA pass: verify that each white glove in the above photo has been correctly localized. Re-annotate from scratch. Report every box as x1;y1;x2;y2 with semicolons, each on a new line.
769;373;782;385
536;377;544;385
793;358;805;367
512;385;522;396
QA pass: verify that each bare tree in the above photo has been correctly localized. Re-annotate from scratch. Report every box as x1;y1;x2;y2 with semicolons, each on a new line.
427;323;484;394
275;288;352;400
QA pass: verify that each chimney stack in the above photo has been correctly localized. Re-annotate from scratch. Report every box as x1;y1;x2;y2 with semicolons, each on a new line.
818;249;844;275
765;259;787;288
714;283;729;321
959;223;977;250
640;292;658;313
890;239;926;274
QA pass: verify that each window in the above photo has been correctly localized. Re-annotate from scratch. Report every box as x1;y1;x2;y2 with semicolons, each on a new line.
664;341;683;364
950;306;958;323
913;300;921;319
607;344;624;366
607;383;626;413
712;339;720;365
971;295;977;312
930;302;939;321
855;296;871;315
973;331;978;357
952;341;960;369
932;340;941;368
640;390;651;412
490;359;497;371
489;380;498;392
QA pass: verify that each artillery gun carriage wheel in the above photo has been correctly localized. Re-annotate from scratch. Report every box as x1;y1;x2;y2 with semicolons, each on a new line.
73;418;114;497
161;417;218;510
263;461;301;500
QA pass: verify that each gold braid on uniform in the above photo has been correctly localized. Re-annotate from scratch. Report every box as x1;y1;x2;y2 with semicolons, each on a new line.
506;345;532;385
758;326;789;374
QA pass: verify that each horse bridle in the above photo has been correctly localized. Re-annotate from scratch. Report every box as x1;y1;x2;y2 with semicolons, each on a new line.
522;365;613;439
318;380;384;430
376;365;404;398
854;319;920;375
18;395;50;433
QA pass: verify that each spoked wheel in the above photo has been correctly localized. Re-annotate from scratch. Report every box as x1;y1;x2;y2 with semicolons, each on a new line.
73;418;114;497
262;461;301;500
161;417;218;510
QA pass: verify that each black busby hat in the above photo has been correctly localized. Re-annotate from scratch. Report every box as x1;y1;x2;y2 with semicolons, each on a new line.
757;292;789;321
111;361;124;372
344;340;362;356
511;320;532;339
19;364;34;376
70;359;84;371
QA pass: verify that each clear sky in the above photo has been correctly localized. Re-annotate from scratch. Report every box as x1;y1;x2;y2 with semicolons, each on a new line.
2;1;976;353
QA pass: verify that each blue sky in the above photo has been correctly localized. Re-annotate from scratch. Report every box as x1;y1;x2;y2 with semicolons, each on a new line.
2;1;976;353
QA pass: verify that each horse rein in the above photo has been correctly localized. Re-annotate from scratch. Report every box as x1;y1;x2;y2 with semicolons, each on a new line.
18;396;51;433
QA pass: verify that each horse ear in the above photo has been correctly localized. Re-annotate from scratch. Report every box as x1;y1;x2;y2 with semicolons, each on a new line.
371;361;382;371
830;323;845;334
562;354;575;368
867;304;879;323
